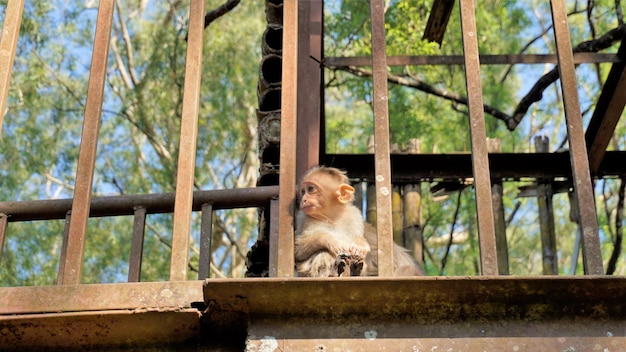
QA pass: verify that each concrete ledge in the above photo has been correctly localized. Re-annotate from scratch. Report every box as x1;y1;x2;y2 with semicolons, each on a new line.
0;281;204;314
203;276;626;321
0;281;206;350
203;276;626;351
1;276;624;350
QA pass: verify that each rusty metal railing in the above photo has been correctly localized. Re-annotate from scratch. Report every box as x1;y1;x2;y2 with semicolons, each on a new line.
274;0;606;276
0;0;609;283
0;186;279;282
549;0;603;275
0;0;280;284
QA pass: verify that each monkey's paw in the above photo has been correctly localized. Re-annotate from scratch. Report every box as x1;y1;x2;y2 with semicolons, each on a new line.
335;253;364;277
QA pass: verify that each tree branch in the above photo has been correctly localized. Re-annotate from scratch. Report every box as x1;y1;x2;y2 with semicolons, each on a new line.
606;177;624;274
334;65;513;125
440;190;463;275
185;0;241;41
509;23;626;130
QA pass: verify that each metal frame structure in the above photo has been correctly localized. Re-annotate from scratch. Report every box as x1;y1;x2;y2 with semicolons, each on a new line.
0;0;625;350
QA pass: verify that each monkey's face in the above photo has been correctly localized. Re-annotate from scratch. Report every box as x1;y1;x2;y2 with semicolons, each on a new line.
298;172;353;222
299;180;329;221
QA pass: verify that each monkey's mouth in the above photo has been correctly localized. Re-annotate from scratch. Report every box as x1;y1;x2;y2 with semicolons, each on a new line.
300;204;315;212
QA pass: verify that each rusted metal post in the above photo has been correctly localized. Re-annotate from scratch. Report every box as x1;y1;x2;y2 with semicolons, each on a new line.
198;203;213;279
366;136;376;225
274;0;298;277
128;206;147;282
535;136;558;275
296;0;323;179
550;0;603;275
369;0;394;277
0;213;7;264
268;197;281;276
59;0;114;285
586;36;626;173
491;181;508;275
459;0;498;276
0;0;24;135
57;211;72;285
488;138;509;275
169;0;205;281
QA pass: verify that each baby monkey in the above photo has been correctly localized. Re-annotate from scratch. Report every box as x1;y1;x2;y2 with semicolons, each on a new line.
294;166;424;277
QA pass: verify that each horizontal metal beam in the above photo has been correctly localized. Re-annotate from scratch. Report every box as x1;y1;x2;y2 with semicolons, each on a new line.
1;309;202;350
0;281;204;314
324;151;626;182
324;53;620;67
232;277;626;351
586;36;626;173
203;276;626;320
0;185;279;222
0;281;204;350
1;277;624;350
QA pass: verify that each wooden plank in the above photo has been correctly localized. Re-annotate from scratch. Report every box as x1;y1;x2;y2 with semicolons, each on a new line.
423;0;455;45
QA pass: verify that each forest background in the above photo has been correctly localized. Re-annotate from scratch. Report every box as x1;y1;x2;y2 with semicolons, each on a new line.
0;0;624;286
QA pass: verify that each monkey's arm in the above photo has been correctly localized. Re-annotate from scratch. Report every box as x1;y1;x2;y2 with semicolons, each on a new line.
295;230;371;262
294;232;341;262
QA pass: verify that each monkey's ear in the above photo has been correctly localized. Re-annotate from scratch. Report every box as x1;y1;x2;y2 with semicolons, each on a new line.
337;184;355;204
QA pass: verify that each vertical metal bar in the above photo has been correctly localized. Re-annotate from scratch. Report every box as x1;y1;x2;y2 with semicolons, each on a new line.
535;136;558;275
170;0;205;281
295;0;323;179
59;0;114;285
459;0;498;276
275;0;298;277
268;197;281;276
491;182;509;275
370;0;394;277
198;203;213;280
0;213;7;264
128;206;146;282
0;0;24;135
57;211;72;285
550;0;603;275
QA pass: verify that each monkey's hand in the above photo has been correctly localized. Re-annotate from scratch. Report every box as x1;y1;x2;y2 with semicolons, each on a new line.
343;237;370;260
335;253;364;277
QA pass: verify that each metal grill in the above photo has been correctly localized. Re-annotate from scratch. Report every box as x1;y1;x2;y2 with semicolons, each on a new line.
0;0;624;350
0;0;615;283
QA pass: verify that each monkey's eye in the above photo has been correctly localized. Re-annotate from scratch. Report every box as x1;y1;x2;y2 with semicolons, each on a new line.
306;185;316;193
